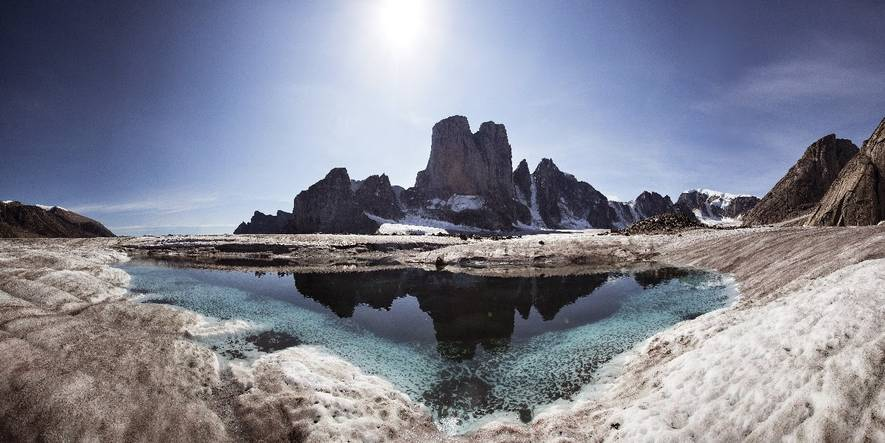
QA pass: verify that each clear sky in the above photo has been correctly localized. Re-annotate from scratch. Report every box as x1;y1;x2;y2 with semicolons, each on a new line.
2;0;884;235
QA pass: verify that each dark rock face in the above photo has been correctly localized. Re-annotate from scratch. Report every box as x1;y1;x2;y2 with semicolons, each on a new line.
609;192;680;228
0;201;114;238
512;159;532;203
634;191;676;218
532;159;612;229
234;210;293;234
676;190;759;221
806;118;885;226
743;134;859;226
407;116;528;229
725;196;761;218
353;174;404;220
290;168;379;234
414;116;514;200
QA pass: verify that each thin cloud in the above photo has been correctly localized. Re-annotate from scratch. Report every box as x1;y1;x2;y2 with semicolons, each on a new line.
71;196;221;215
733;60;885;103
696;57;885;112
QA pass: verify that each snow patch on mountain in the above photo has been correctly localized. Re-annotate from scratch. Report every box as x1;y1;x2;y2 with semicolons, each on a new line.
428;195;485;213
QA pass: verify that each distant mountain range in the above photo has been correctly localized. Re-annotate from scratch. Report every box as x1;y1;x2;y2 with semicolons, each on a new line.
235;116;762;234
0;201;115;238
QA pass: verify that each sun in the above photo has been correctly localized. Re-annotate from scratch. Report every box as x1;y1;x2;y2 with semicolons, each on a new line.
375;0;428;53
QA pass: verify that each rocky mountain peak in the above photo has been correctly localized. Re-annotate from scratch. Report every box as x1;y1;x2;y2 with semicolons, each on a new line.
0;201;114;238
534;158;559;174
634;191;675;217
513;159;532;202
806;116;885;226
743;133;858;226
354;173;403;220
291;167;378;234
531;158;612;229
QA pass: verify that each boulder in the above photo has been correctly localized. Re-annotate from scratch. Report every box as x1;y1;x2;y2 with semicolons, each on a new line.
806;118;885;226
743;134;858;226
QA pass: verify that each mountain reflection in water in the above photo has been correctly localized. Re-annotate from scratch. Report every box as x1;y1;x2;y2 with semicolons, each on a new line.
124;260;731;430
291;269;688;360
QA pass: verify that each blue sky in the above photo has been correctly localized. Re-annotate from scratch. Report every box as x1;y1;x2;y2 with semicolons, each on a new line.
2;0;884;235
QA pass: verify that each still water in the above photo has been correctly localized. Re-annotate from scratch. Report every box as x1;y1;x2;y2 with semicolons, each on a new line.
122;261;736;431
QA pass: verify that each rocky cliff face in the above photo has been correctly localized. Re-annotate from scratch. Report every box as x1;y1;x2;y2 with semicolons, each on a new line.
676;189;758;223
290;168;379;234
743;134;858;226
353;174;404;220
608;192;679;229
806;118;885;226
634;191;676;218
512;159;532;204
0;201;114;238
406;116;528;229
414;116;514;200
531;159;613;229
234;210;294;234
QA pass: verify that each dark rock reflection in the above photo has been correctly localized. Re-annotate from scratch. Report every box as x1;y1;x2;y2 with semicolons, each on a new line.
291;268;690;360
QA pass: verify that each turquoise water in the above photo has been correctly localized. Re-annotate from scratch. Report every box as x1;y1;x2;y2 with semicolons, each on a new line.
121;261;736;430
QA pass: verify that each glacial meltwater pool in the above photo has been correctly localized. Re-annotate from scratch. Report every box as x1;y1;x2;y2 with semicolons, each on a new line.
121;260;736;432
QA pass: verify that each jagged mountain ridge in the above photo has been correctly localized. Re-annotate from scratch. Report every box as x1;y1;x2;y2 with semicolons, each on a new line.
235;116;758;234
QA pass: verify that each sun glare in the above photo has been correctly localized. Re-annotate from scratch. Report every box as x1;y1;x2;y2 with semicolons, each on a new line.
375;0;428;53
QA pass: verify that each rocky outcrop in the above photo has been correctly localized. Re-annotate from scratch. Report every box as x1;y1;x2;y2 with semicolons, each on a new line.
0;201;114;238
676;190;759;223
743;134;858;226
234;210;294;234
406;116;528;229
290;168;379;234
353;174;404;220
512;159;532;204
414;116;514;200
724;196;761;218
532;159;612;229
609;192;679;229
806;118;885;226
634;192;676;218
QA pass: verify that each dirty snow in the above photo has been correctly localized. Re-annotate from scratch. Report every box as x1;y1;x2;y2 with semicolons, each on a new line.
428;194;485;212
2;227;885;441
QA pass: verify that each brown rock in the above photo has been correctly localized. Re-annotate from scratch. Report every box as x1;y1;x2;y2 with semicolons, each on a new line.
806;118;885;226
0;201;114;238
744;134;858;226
